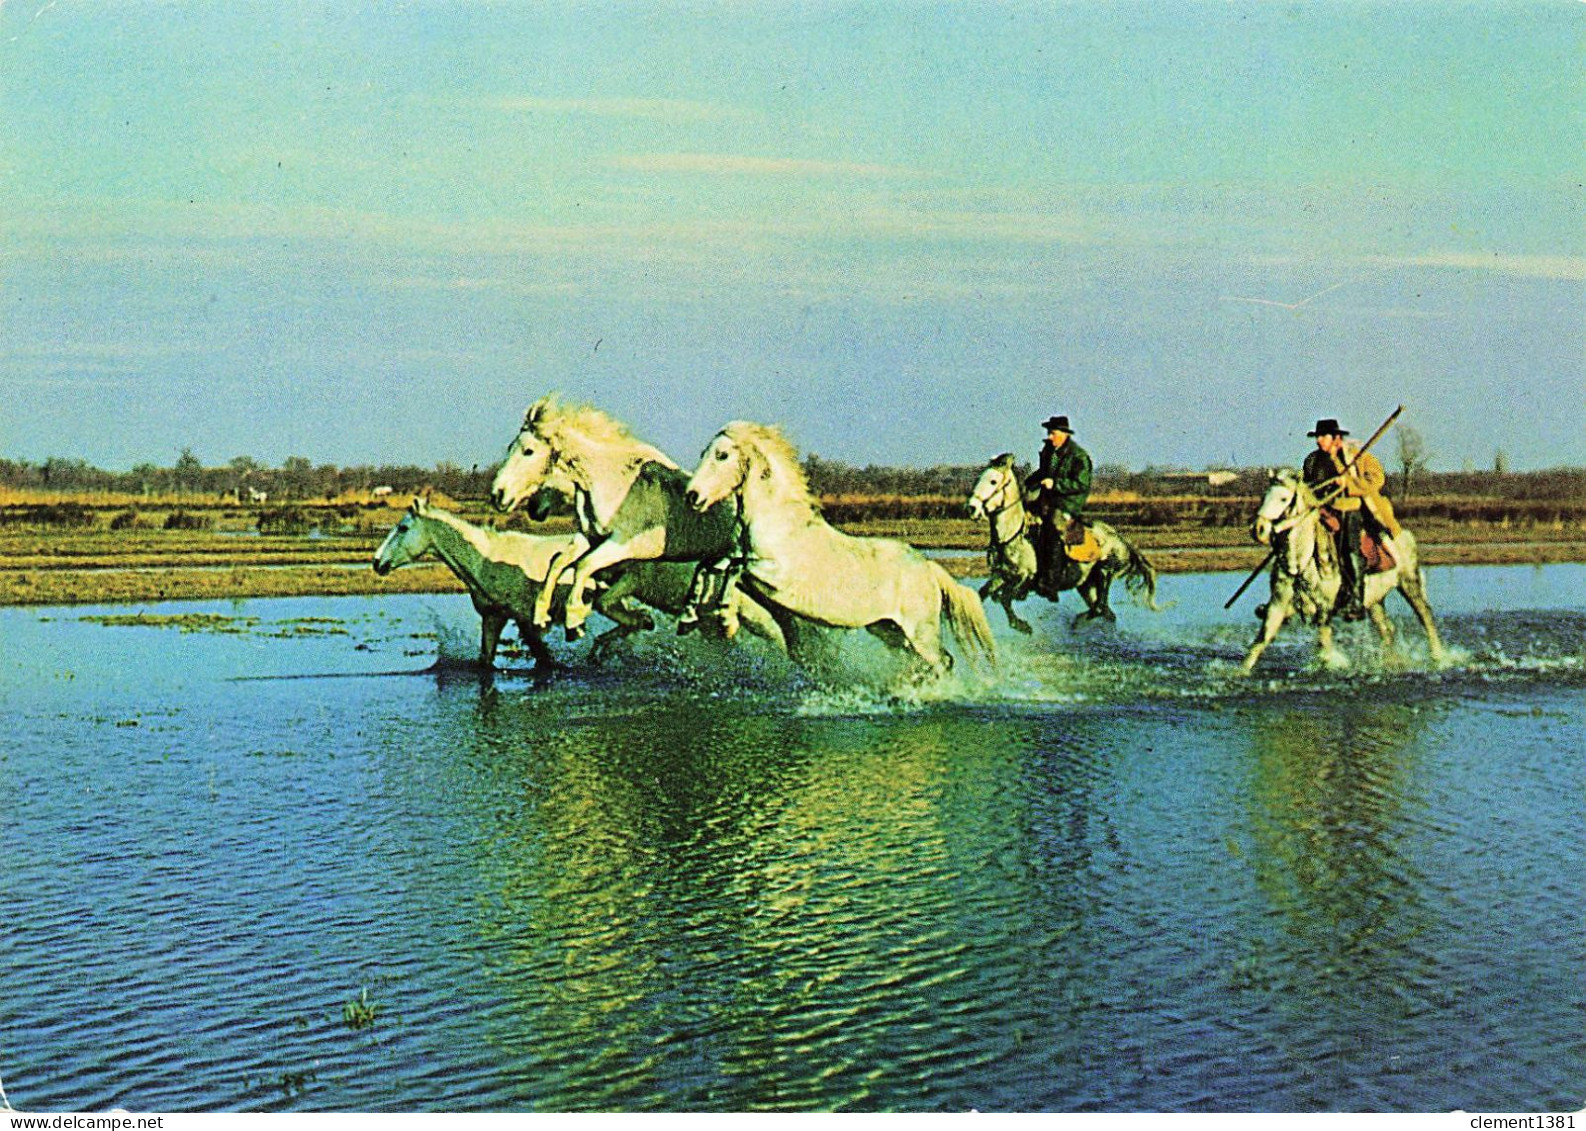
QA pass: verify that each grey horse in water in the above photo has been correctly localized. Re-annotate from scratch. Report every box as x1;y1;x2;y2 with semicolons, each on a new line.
1241;467;1444;673
966;453;1162;632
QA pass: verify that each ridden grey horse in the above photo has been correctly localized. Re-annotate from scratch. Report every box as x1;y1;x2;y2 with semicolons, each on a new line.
1241;467;1444;673
966;453;1162;632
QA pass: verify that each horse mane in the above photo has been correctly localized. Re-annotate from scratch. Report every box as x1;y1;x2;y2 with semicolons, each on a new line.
525;394;650;452
991;452;1016;468
522;393;677;476
1273;466;1323;509
721;420;819;512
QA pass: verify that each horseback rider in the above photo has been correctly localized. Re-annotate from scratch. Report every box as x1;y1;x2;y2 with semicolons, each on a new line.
1302;417;1391;621
1024;414;1092;599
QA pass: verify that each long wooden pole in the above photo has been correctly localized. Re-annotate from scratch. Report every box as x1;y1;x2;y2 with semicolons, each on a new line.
1223;406;1404;610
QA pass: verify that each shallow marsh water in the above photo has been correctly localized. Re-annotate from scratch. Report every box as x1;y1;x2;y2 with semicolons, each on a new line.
1;565;1582;1112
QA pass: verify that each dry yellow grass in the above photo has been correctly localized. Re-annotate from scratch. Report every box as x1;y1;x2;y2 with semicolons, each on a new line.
2;491;1581;607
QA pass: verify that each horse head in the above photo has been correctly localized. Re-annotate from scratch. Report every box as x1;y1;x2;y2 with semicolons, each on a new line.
1251;468;1302;546
372;502;430;576
491;407;560;512
967;453;1019;520
685;427;751;512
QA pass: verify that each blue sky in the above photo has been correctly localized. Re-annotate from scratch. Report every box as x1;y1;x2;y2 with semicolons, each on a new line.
2;1;1581;472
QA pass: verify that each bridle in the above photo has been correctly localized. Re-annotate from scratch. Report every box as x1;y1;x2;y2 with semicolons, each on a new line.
971;467;1030;551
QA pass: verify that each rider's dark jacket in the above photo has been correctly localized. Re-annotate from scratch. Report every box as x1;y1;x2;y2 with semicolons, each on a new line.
1025;438;1093;519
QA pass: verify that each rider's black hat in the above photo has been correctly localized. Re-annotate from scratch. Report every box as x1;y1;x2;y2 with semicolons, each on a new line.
1307;418;1349;437
1041;415;1074;434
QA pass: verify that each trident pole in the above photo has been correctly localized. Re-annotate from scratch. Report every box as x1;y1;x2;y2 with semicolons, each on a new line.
1223;405;1404;610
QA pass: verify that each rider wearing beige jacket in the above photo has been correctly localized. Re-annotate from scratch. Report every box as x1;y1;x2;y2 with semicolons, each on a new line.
1302;418;1400;620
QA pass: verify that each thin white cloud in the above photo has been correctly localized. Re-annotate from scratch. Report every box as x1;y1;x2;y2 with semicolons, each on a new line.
611;152;924;179
1367;252;1586;281
464;97;750;123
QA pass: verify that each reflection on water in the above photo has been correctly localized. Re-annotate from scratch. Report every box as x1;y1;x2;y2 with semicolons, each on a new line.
0;565;1583;1112
1245;703;1432;972
1236;704;1447;1108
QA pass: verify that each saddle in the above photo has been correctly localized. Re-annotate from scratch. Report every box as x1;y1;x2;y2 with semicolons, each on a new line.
1361;527;1396;574
1061;518;1102;564
1319;507;1396;574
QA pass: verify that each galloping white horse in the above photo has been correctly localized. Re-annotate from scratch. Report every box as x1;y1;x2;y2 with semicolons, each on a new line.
967;452;1162;632
685;421;996;676
1241;468;1444;673
489;395;756;638
373;497;750;667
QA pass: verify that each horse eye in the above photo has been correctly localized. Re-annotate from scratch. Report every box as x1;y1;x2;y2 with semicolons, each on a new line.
716;450;729;460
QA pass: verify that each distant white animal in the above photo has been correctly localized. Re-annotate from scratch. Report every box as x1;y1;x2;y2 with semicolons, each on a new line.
371;485;394;498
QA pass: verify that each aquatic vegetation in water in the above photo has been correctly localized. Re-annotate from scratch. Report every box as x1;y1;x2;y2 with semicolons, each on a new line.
76;612;349;637
342;987;381;1031
263;617;349;638
80;612;259;633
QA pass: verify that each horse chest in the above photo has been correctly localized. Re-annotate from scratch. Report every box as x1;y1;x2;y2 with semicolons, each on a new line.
745;554;794;593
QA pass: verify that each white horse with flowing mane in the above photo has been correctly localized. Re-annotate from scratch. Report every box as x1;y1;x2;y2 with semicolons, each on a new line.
685;421;997;676
488;394;782;648
1241;467;1444;673
373;497;764;667
967;452;1162;632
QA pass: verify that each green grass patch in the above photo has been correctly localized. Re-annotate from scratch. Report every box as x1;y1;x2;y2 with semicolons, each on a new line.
80;612;261;633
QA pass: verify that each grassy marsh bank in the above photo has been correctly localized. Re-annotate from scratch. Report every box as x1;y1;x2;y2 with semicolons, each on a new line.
1;495;1581;607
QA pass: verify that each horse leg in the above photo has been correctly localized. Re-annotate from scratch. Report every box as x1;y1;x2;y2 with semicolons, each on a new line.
730;592;787;652
1316;619;1349;669
587;589;654;664
1001;593;1033;635
515;619;559;670
984;576;1032;634
560;536;658;639
532;541;589;630
1240;598;1291;674
901;610;950;676
1396;566;1446;663
1368;600;1397;663
866;616;948;679
478;611;507;668
1073;567;1115;627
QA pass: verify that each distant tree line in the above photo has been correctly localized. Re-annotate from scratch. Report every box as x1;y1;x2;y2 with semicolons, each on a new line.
2;451;1582;504
0;452;493;501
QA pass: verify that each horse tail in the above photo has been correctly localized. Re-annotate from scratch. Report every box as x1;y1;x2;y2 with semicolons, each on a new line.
1120;537;1168;611
932;562;997;667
